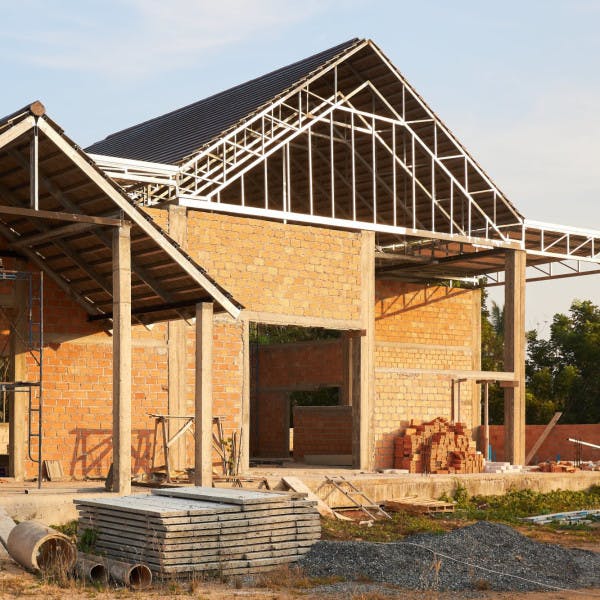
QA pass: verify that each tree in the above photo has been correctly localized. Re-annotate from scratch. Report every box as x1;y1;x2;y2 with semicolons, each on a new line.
480;290;505;423
526;300;600;424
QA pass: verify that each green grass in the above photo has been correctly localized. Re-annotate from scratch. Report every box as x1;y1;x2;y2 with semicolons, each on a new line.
322;486;600;543
322;511;450;542
451;485;600;523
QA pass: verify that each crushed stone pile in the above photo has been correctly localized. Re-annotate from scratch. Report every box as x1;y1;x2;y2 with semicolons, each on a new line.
300;521;600;592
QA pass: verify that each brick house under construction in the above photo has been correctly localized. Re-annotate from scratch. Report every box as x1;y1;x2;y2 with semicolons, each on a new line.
0;39;598;491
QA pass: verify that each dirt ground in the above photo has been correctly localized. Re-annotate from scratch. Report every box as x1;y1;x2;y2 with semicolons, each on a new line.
1;554;599;600
0;519;598;600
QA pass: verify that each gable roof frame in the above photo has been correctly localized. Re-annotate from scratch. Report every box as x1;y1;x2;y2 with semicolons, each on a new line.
88;40;600;284
0;104;242;322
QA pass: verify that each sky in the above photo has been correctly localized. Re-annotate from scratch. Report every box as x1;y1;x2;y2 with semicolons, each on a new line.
1;0;599;334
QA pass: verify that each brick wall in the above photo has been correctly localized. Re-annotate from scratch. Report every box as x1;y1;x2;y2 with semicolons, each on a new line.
293;406;352;459
372;281;481;468
255;339;343;389
2;208;483;478
489;424;600;462
185;211;363;320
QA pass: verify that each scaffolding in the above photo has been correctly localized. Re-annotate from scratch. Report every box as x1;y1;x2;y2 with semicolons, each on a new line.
0;269;43;487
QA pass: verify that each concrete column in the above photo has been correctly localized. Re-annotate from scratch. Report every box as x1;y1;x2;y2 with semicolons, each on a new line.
471;289;482;431
112;225;132;495
8;263;26;480
240;317;250;473
504;249;526;465
352;230;374;470
194;302;213;486
167;205;187;470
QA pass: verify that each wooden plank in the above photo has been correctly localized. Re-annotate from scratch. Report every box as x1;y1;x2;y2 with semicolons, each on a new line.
0;115;35;151
525;411;563;465
43;459;64;481
112;225;132;495
277;476;334;518
0;204;123;226
384;496;455;515
195;302;213;486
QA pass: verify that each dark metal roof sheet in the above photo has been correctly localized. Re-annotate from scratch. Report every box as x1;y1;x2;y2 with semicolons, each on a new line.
86;39;361;165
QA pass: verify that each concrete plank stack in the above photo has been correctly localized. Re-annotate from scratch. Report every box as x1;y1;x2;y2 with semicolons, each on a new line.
394;417;484;474
75;487;320;577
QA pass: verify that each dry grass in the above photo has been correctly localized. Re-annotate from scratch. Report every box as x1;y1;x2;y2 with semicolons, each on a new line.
253;564;344;590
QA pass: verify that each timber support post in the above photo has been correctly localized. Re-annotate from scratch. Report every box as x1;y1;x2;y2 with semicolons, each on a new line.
503;249;526;465
112;224;132;495
194;302;213;486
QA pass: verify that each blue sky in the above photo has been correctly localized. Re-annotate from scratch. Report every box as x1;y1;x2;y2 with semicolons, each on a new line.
1;0;599;333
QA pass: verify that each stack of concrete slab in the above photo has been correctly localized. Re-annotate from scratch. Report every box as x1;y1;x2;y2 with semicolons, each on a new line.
75;487;320;577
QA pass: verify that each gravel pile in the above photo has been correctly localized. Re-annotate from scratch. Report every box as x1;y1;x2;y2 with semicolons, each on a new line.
299;521;600;592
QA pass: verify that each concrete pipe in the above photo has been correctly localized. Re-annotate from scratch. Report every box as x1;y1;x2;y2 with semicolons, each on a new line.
75;554;108;584
105;557;152;589
0;508;16;550
6;521;76;573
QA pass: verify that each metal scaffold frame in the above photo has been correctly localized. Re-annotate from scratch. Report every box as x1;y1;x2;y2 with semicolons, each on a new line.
0;269;43;487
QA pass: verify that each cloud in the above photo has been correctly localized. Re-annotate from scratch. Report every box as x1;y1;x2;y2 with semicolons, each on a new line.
1;0;331;78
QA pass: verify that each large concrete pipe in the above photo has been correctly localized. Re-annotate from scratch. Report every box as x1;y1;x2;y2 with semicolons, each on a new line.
74;554;108;584
0;508;16;549
105;557;152;589
6;521;76;573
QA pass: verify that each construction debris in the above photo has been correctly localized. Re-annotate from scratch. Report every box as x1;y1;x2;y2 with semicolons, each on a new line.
75;486;320;578
536;460;580;473
522;509;600;525
275;476;336;519
484;462;523;473
394;417;484;474
384;496;455;515
316;476;391;521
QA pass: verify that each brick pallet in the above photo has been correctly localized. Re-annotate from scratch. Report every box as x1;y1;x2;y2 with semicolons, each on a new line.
75;487;320;577
394;417;484;474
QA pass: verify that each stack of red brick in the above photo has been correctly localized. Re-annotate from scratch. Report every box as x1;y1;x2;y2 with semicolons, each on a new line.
394;417;484;474
536;461;580;473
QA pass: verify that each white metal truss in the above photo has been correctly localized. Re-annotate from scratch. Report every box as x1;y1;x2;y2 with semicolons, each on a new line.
89;40;600;278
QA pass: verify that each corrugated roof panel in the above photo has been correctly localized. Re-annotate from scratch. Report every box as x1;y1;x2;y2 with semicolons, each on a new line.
86;39;361;165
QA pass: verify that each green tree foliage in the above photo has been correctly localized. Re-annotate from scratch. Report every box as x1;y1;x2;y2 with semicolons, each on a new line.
249;323;340;344
480;290;505;424
526;300;600;424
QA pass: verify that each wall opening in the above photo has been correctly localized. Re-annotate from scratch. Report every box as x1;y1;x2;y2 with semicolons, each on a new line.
249;323;353;466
